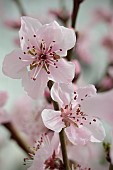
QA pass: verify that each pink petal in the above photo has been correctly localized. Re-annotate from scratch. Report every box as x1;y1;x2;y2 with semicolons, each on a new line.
65;124;92;145
76;85;97;103
22;69;48;99
68;145;90;165
28;135;53;170
0;91;8;107
49;58;75;83
36;21;76;56
2;49;29;79
41;109;64;133
19;16;42;51
83;117;105;142
51;83;74;107
81;90;113;125
60;26;76;53
51;133;60;155
0;110;11;124
36;21;62;49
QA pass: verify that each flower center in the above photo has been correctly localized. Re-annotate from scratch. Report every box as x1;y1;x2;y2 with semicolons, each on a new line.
60;102;97;128
72;163;91;170
44;151;64;170
19;38;62;80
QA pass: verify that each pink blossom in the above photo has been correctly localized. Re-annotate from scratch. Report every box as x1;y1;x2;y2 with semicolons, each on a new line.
42;83;105;145
97;76;113;91
49;8;71;24
0;91;8;108
72;164;91;170
81;89;113;126
101;33;113;62
4;19;21;29
72;59;81;82
92;7;113;25
69;142;109;170
76;31;92;64
0;91;10;124
11;95;49;145
25;133;63;170
3;16;76;99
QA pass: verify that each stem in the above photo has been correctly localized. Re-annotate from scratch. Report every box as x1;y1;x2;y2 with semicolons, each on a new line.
54;101;70;170
109;164;113;170
110;0;113;7
59;129;70;170
3;122;34;155
48;80;70;170
71;0;80;28
66;0;84;61
12;0;26;16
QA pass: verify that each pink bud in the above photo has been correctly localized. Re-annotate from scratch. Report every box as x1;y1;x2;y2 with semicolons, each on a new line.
72;59;81;82
0;91;8;107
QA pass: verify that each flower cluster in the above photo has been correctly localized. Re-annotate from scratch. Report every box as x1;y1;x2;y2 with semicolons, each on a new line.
2;15;113;170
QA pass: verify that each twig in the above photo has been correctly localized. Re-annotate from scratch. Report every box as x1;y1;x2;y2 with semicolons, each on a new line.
59;129;70;170
109;163;113;170
3;122;34;155
12;0;26;16
66;0;84;61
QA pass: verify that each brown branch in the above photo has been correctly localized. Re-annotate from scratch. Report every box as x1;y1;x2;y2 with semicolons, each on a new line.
3;122;34;156
12;0;26;16
109;163;113;170
72;0;84;28
66;0;84;61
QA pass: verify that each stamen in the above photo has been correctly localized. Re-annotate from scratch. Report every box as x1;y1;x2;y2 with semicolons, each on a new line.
31;64;43;80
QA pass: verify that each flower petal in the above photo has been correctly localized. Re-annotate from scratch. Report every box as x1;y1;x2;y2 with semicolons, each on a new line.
51;83;74;107
19;16;42;51
22;69;48;99
0;110;11;124
76;85;97;103
83;117;105;142
65;124;92;145
2;49;29;79
35;21;76;57
81;89;113;125
36;21;62;49
41;109;64;133
49;58;75;83
0;91;8;107
60;26;76;52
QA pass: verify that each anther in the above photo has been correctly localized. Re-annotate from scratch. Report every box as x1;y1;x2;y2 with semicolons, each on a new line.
32;77;36;81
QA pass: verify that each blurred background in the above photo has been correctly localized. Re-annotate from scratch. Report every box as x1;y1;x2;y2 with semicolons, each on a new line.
0;0;113;170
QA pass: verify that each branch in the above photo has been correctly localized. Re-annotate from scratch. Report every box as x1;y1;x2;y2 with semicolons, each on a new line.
72;0;84;28
109;163;113;170
12;0;26;16
66;0;84;61
3;122;34;156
